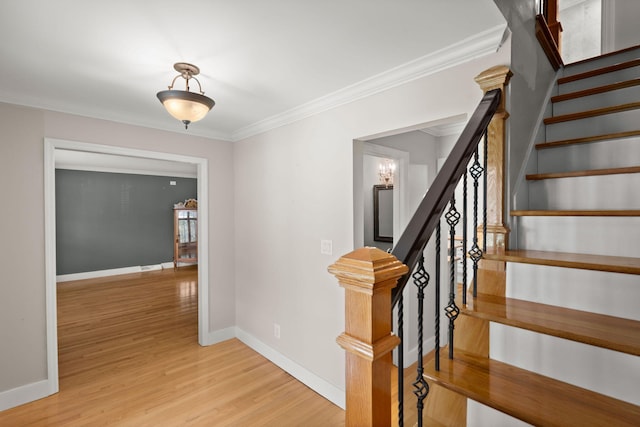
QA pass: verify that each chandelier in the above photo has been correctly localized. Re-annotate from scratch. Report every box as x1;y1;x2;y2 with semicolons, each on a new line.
378;159;395;187
157;63;215;129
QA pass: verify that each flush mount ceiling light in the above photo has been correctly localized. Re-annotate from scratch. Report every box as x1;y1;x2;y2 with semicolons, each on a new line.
157;62;215;129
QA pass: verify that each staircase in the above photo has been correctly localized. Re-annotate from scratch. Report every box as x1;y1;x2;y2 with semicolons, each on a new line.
422;47;640;426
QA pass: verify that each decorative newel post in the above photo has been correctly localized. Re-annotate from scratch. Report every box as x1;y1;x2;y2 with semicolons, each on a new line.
328;247;409;427
475;65;513;252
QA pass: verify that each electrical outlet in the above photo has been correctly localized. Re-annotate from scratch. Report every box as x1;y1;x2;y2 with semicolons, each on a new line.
274;323;281;339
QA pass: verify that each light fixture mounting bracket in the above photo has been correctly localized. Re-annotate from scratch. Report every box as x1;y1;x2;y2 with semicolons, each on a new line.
174;62;200;76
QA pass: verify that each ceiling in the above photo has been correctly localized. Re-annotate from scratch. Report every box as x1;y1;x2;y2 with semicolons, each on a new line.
0;1;506;142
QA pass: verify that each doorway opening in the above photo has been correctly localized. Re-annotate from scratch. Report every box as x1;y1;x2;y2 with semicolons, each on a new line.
353;114;468;368
44;138;210;395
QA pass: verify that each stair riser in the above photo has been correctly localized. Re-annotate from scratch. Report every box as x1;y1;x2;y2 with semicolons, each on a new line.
563;49;640;76
491;324;640;406
506;263;640;321
545;109;640;141
528;173;640;210
515;216;640;257
553;85;640;115
558;66;640;94
467;401;531;427
537;136;640;173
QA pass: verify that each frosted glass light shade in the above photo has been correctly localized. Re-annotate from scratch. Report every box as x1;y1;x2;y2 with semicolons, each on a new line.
157;90;215;128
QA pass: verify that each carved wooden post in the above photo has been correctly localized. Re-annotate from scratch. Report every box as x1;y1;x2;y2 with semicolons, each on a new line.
328;247;408;427
474;65;513;253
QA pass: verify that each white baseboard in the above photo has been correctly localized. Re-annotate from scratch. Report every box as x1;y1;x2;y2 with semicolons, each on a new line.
235;328;346;410
0;379;52;412
56;264;168;282
202;326;237;346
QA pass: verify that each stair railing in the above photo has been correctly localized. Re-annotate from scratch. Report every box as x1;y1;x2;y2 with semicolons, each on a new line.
329;66;512;426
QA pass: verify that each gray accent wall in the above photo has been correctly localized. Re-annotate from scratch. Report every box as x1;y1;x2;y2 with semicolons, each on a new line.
55;169;197;275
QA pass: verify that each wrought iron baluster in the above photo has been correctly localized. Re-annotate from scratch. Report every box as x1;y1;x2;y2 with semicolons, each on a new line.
412;255;430;427
435;223;441;371
469;146;484;297
483;131;488;253
445;196;461;359
397;293;404;427
462;171;468;305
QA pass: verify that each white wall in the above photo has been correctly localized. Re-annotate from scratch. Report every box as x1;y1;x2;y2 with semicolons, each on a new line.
233;41;510;393
610;0;640;51
560;0;602;63
0;103;235;396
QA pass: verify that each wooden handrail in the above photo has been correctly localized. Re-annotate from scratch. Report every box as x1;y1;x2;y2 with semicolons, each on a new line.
390;88;501;306
329;66;511;426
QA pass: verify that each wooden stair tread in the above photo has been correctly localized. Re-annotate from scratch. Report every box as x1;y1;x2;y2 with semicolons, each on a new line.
526;165;640;180
551;78;640;103
558;58;640;85
536;130;640;149
511;209;640;216
544;101;640;125
484;249;640;275
461;293;640;356
423;349;640;427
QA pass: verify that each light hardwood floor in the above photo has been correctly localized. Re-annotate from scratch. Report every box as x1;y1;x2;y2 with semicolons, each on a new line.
0;267;345;426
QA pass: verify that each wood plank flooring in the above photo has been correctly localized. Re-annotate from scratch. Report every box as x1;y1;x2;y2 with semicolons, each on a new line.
0;267;345;426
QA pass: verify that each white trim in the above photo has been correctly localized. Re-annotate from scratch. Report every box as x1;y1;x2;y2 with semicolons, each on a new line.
44;142;59;396
202;327;237;346
0;380;51;412
420;121;467;137
55;164;197;179
44;138;211;407
56;264;166;283
196;159;209;346
231;24;507;141
235;328;346;410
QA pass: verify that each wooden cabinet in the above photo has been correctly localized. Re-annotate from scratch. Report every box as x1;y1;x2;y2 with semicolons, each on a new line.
173;208;197;269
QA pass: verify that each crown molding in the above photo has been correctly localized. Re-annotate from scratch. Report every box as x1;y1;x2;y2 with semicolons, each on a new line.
420;121;468;137
232;24;507;142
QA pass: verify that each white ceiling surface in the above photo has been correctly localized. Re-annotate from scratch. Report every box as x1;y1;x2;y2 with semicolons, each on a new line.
0;1;506;142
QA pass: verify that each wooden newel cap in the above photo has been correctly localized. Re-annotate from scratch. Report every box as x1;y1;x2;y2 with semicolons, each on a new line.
328;247;409;294
474;65;513;92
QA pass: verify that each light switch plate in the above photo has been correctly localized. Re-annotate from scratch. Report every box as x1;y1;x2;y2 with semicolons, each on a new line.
320;239;333;255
